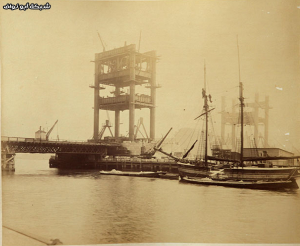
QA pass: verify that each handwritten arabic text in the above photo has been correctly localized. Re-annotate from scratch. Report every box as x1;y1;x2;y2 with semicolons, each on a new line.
3;2;51;11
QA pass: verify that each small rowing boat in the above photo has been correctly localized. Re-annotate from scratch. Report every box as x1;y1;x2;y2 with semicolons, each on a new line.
99;169;161;178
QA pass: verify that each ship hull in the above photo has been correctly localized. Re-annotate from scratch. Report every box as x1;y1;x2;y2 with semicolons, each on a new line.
222;167;298;181
177;162;211;178
180;176;299;190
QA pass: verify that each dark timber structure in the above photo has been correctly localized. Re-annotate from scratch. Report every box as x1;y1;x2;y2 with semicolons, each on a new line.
92;44;159;142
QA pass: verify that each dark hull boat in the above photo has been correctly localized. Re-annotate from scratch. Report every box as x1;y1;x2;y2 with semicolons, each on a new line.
177;162;211;178
180;176;299;190
179;166;299;190
221;166;298;181
99;169;161;178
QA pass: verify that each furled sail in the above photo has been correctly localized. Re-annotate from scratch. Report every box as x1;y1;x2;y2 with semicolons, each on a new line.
182;140;198;159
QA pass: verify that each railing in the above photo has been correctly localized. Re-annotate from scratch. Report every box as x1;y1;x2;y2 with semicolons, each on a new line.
99;95;129;104
99;94;152;105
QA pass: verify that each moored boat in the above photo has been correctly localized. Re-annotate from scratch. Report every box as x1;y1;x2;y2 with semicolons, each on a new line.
177;161;212;178
180;176;299;190
180;81;299;190
220;166;298;181
177;78;299;190
156;62;215;178
157;51;300;190
99;169;161;178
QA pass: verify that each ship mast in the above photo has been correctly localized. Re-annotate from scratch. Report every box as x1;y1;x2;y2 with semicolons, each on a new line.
237;36;244;168
239;82;244;168
203;61;209;167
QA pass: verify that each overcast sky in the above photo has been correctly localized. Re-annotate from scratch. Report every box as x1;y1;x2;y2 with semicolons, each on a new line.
1;0;300;152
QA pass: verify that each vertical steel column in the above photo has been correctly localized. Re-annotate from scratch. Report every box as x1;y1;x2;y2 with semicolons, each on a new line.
129;50;136;141
264;96;269;147
93;54;100;141
115;86;120;139
150;51;156;141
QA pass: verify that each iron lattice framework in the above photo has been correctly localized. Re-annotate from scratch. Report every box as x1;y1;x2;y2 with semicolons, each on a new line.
1;140;121;155
220;93;271;149
93;44;159;142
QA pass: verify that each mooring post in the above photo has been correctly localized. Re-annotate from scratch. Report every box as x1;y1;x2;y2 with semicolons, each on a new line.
1;146;16;172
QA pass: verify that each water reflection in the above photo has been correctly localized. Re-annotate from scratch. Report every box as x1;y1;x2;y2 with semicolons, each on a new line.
56;168;100;178
91;176;157;243
2;159;300;244
179;178;300;196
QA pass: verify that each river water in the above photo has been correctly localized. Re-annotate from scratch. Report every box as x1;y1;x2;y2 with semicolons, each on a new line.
2;154;300;245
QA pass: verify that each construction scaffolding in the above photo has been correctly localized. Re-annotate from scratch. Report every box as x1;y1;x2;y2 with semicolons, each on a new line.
92;44;159;142
220;93;271;149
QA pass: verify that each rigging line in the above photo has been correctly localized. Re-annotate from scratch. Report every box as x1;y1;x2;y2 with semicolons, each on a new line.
194;118;201;155
200;118;206;158
208;116;214;150
272;136;289;150
209;112;217;142
200;131;205;160
195;118;205;159
292;146;300;155
234;108;241;154
195;126;203;159
258;136;264;148
178;119;199;148
175;127;189;144
56;121;59;140
245;130;251;148
186;118;201;150
194;118;202;142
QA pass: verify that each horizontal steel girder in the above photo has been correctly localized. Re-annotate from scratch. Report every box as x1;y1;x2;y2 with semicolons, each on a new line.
1;141;119;154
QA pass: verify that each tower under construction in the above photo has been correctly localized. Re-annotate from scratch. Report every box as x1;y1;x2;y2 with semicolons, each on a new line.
92;44;159;142
220;93;271;149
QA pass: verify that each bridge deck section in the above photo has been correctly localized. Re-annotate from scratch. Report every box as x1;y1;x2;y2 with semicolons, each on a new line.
1;137;122;154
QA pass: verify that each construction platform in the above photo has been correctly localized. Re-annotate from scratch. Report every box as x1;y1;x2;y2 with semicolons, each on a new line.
49;153;178;173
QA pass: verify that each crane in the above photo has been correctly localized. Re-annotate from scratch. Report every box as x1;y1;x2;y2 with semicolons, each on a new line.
97;31;106;52
46;120;58;141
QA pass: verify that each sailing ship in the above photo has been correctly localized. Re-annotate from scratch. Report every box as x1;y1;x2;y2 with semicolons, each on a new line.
175;85;214;178
158;51;299;190
156;62;214;178
179;78;299;189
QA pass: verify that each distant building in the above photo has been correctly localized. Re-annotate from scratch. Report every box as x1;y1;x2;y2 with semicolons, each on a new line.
211;146;296;166
243;148;295;166
35;128;46;140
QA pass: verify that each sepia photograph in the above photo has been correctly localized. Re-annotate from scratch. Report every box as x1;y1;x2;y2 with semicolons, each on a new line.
1;0;300;245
